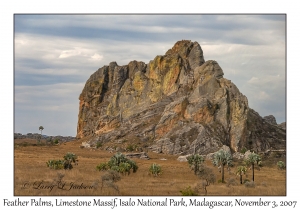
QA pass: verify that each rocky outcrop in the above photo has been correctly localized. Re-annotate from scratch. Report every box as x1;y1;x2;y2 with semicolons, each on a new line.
76;40;286;155
263;115;277;125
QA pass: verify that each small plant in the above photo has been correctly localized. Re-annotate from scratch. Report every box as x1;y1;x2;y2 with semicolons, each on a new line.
180;186;198;196
245;181;255;188
226;177;238;187
54;139;59;144
96;163;108;171
243;179;250;184
149;163;162;177
236;166;247;184
96;142;103;149
240;147;247;154
277;161;286;170
47;153;78;170
63;152;78;170
126;144;137;152
46;159;64;170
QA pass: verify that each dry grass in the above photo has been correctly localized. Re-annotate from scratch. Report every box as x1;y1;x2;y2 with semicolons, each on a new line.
14;139;286;196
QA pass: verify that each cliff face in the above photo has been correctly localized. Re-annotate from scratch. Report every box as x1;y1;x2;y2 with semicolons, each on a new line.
77;40;286;155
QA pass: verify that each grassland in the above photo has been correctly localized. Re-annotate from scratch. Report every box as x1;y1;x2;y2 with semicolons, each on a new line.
14;138;286;196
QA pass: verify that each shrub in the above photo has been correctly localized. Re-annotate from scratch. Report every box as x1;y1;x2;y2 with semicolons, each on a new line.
226;177;238;187
245;181;255;188
63;152;78;170
277;161;286;170
126;144;137;152
54;139;59;144
46;159;64;170
241;147;247;154
149;163;162;177
180;186;198;196
96;163;108;171
97;153;138;175
47;153;79;170
96;142;103;148
101;170;121;192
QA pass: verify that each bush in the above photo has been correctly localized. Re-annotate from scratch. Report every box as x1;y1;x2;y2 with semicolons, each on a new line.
54;139;59;144
101;170;121;192
96;142;103;148
96;163;108;171
149;163;162;177
245;181;255;188
96;153;138;175
63;152;78;170
226;177;238;187
180;186;198;196
241;147;247;154
47;152;78;170
46;159;64;170
277;161;286;170
126;144;137;152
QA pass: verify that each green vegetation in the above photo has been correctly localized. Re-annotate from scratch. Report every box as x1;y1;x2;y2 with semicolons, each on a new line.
180;186;198;196
96;153;138;175
46;160;64;169
46;152;78;170
54;138;59;144
149;163;162;177
277;161;286;170
187;154;205;175
236;166;247;184
245;152;262;181
240;147;247;154
212;149;233;183
96;142;103;148
63;152;78;170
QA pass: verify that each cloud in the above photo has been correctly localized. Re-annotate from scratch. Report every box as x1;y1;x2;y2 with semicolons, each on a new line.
14;14;286;135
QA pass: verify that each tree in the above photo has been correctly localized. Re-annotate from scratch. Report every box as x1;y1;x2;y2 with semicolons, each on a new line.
236;166;247;184
196;166;216;195
245;152;262;181
63;152;78;170
39;126;44;135
212;149;232;183
187;154;205;175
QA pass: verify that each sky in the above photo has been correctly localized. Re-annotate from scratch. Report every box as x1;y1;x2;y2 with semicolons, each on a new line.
14;14;286;136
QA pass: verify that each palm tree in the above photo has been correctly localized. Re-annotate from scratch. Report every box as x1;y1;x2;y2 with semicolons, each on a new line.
212;149;232;183
187;154;205;175
245;152;261;181
39;126;44;135
236;166;247;184
63;152;78;169
103;153;138;174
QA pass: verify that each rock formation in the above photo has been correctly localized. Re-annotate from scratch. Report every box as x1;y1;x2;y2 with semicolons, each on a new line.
77;40;286;155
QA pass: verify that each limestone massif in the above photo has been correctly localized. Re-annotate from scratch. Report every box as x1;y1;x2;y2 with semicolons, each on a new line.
77;40;286;155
